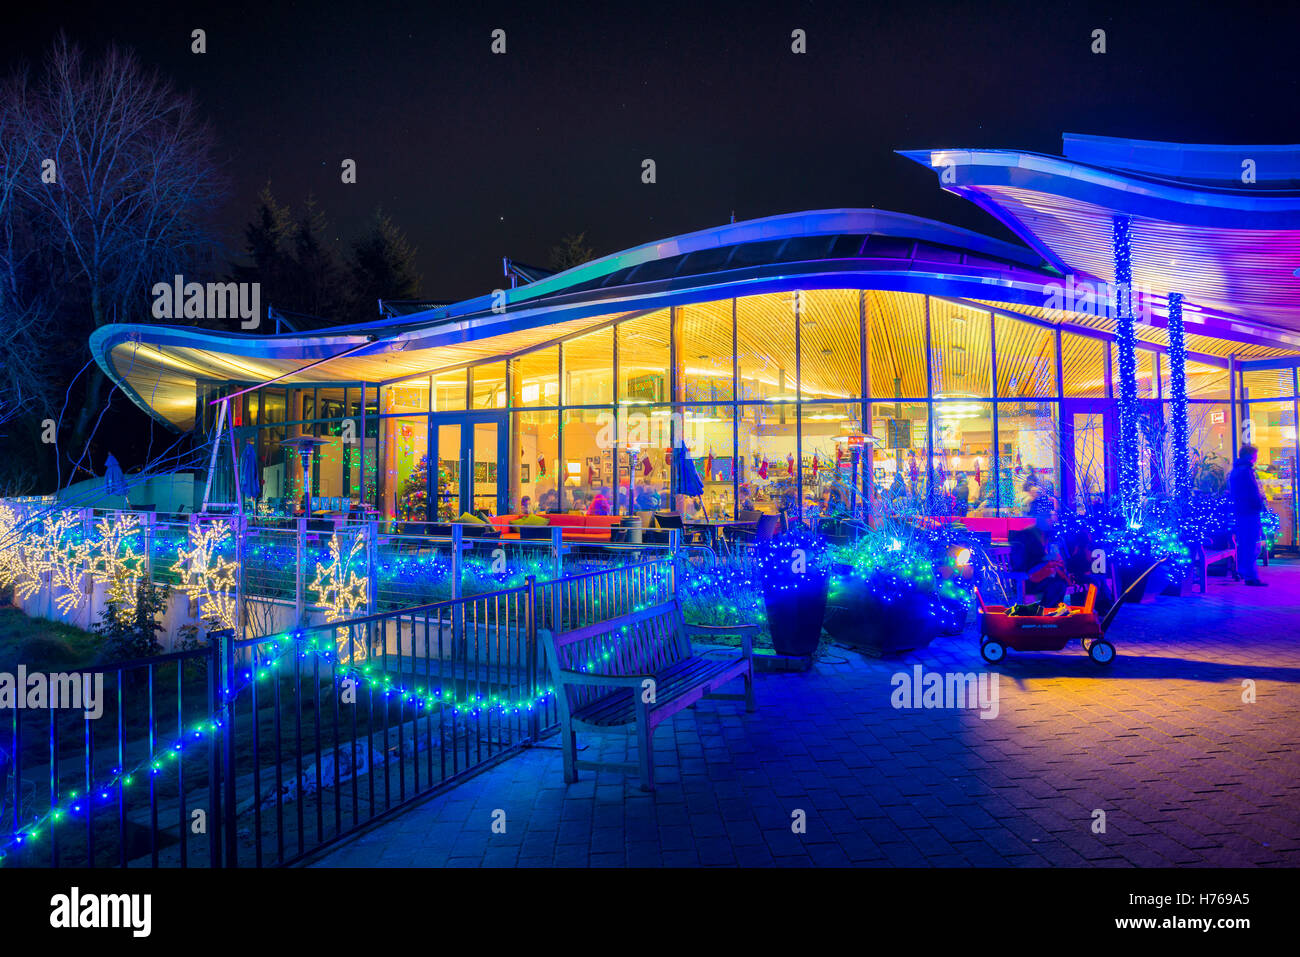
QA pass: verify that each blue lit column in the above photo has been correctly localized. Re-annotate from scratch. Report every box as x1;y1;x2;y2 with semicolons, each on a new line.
1112;216;1141;512
1167;292;1190;500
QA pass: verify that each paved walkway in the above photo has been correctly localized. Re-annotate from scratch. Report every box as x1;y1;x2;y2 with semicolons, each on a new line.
311;562;1300;867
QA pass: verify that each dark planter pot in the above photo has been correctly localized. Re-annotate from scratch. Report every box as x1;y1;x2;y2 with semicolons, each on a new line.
1116;563;1154;604
822;565;949;655
762;572;829;658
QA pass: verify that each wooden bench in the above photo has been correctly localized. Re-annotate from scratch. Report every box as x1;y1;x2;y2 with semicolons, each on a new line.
539;600;756;791
1196;532;1238;592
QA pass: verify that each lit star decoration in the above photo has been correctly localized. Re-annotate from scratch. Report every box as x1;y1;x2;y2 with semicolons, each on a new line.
170;520;238;629
86;512;146;622
37;511;92;616
310;531;371;662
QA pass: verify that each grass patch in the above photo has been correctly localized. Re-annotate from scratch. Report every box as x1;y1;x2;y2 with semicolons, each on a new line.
0;607;103;672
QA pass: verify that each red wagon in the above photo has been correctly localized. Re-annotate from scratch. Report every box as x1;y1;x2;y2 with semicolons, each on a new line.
973;560;1164;666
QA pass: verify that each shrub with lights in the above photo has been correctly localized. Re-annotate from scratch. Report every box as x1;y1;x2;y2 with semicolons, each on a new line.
754;526;831;657
824;519;976;654
677;560;766;631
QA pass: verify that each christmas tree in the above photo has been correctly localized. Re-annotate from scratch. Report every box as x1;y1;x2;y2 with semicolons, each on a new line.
398;453;430;521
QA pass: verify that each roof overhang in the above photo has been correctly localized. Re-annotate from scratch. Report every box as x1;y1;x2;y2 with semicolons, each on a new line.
899;135;1300;333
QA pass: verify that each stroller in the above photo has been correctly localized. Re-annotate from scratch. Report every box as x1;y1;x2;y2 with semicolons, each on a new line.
974;559;1165;666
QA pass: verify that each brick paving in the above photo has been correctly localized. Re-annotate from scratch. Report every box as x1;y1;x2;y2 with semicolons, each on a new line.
310;561;1300;867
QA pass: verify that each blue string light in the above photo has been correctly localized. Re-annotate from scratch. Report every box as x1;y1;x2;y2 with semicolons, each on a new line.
1167;292;1190;501
1112;215;1141;513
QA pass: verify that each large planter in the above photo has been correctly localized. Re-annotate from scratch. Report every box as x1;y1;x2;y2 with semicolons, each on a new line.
822;565;954;656
1116;562;1156;604
762;571;829;658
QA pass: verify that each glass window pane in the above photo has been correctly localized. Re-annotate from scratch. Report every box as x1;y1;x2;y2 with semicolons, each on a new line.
1242;368;1295;400
514;347;560;407
799;289;862;401
1112;344;1156;399
562;408;614;513
432;371;467;411
569;327;617;405
1244;401;1296;547
382;415;429;524
383;379;431;415
930;300;991;397
737;401;797;514
680;404;736;518
996;401;1059;516
867;291;928;398
932;400;993;514
868;400;930;513
995;315;1057;398
512;410;559;514
1187;404;1233;492
1061;333;1107;398
472;361;507;409
801;401;863;520
736;293;798;402
681;300;735;403
1183;358;1230;399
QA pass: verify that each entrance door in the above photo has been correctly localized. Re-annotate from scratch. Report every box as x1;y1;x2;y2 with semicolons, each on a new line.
429;412;507;519
1059;399;1115;511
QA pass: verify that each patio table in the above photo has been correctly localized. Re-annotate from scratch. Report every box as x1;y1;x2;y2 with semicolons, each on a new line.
683;519;757;554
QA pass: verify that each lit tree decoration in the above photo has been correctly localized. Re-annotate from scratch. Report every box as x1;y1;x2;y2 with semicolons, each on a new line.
171;521;238;629
87;512;146;622
1167;292;1190;501
310;530;370;662
1112;215;1141;516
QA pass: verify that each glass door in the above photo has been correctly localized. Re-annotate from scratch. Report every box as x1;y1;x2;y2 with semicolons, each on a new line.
1060;399;1115;511
429;411;508;518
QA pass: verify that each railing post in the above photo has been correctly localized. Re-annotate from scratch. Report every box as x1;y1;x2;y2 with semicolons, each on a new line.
668;528;682;601
221;627;238;867
234;514;247;642
366;520;379;616
525;575;539;742
550;526;563;580
451;523;463;658
207;631;223;868
295;517;306;625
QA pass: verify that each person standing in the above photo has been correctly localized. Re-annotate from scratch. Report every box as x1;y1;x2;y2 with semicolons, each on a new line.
1229;445;1267;587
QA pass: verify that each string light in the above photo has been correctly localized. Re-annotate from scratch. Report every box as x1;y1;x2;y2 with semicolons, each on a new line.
1167;292;1190;501
170;520;238;629
1112;215;1141;514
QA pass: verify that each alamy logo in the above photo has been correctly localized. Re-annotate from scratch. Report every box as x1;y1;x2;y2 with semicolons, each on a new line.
890;666;1000;719
151;275;260;329
0;667;104;719
50;887;151;937
1043;275;1152;323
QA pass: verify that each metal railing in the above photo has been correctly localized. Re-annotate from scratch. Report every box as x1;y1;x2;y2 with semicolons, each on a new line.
1;558;671;867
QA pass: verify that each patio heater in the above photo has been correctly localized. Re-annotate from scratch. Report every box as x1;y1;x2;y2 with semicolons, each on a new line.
280;435;330;516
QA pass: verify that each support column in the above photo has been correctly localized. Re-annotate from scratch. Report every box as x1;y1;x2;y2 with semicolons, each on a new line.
1112;216;1141;512
1167;293;1190;501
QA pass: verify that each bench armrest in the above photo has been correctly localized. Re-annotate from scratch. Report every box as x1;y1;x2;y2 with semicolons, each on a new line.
682;622;757;659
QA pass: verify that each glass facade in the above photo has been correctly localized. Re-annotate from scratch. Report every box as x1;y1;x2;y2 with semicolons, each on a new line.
214;289;1256;527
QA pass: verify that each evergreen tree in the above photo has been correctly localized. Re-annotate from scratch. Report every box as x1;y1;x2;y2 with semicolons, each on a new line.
348;209;422;321
548;232;595;272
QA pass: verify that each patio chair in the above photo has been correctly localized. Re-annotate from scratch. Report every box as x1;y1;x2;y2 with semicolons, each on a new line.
732;513;779;553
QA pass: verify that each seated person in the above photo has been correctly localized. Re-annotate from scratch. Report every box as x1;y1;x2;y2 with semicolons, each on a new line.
1064;529;1116;614
519;495;533;517
1018;520;1069;607
586;487;611;516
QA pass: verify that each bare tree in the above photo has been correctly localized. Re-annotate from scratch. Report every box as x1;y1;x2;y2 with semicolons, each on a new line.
6;34;225;458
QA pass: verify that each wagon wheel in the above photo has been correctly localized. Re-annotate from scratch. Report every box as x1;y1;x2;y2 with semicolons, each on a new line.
980;638;1006;664
1086;639;1115;665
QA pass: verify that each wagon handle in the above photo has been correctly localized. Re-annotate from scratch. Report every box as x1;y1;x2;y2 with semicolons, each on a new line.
1099;557;1167;634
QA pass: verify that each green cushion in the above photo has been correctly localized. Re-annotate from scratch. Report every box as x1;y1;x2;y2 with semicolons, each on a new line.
511;514;549;526
454;511;486;524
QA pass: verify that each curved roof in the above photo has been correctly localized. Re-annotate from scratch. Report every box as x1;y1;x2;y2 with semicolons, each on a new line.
93;208;1064;430
900;133;1300;333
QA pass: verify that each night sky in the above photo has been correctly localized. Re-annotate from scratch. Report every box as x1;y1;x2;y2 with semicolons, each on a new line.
4;0;1298;305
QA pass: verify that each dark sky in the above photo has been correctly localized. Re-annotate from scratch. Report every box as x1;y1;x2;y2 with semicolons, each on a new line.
4;0;1298;305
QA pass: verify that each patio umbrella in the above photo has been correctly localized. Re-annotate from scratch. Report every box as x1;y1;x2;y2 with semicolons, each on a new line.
674;445;704;497
238;442;261;502
104;453;129;504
